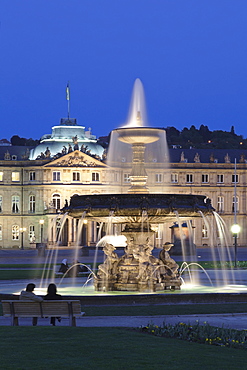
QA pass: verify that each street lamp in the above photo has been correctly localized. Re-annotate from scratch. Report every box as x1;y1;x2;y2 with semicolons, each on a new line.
39;219;44;244
20;227;26;250
231;223;241;268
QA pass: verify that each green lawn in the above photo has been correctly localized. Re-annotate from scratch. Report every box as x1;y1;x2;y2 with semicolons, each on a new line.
84;302;247;316
0;327;246;369
1;302;247;317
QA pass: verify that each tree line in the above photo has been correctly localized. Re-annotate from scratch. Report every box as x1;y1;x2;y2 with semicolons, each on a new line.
165;125;247;149
10;124;247;150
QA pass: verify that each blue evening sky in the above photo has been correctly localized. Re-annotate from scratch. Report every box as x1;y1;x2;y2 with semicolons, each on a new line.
1;0;247;141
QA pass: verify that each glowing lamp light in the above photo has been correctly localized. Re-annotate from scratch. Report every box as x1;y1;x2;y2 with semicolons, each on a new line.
231;224;241;234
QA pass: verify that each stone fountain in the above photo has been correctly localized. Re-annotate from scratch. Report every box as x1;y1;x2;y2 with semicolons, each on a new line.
63;78;214;292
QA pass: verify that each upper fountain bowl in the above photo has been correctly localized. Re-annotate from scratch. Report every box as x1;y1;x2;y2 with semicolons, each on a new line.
116;127;163;145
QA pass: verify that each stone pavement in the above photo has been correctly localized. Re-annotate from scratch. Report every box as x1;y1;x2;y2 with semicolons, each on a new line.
1;313;247;329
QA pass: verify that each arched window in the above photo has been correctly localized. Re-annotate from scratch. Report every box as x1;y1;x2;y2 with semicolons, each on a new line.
29;195;35;213
217;196;224;212
12;195;20;213
232;196;239;213
52;193;61;211
202;224;208;238
12;225;19;240
29;225;35;242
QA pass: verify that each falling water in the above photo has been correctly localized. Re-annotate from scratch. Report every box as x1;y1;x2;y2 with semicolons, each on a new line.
174;211;199;284
71;212;86;286
124;78;148;127
39;213;64;289
198;210;236;286
213;211;235;284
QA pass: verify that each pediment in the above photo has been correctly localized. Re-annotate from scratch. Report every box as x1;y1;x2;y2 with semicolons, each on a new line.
44;150;107;168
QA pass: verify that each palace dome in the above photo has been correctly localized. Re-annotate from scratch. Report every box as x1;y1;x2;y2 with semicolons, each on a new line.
29;118;104;160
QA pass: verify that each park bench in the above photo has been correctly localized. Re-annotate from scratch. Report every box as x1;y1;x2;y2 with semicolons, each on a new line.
55;264;92;278
1;300;85;327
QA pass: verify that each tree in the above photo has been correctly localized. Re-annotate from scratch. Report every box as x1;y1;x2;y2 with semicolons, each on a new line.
10;135;39;146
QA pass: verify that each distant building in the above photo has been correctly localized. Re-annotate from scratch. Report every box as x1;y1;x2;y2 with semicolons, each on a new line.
0;120;246;249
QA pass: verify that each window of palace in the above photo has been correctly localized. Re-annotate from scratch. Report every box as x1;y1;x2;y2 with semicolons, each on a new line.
29;195;35;213
202;174;209;183
72;171;80;181
155;173;162;183
0;196;2;213
29;225;35;242
12;172;20;182
171;173;178;183
202;224;208;238
123;173;130;182
12;195;20;213
0;172;3;182
186;174;193;183
217;196;224;212
217;174;224;183
0;225;2;240
92;172;100;182
232;174;239;183
52;193;61;210
52;171;61;181
12;225;19;240
29;171;36;181
232;196;239;213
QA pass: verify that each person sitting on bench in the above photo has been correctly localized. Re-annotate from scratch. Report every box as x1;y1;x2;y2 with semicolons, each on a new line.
44;283;62;326
19;283;43;326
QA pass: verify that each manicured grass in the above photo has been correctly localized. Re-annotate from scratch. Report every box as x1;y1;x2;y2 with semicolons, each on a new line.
0;327;246;369
84;302;247;316
0;264;51;268
1;302;247;317
0;270;53;279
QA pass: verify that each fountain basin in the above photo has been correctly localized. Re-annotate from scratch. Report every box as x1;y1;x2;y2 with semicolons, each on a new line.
116;127;162;145
64;193;214;220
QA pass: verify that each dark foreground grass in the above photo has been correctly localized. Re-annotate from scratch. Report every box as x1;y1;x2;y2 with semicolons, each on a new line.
0;327;246;370
85;302;247;316
1;302;247;317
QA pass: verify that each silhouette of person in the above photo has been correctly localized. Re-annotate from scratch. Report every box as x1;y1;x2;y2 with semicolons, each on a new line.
20;283;43;326
44;283;62;326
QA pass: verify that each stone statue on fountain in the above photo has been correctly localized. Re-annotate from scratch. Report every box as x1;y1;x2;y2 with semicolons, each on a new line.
95;243;119;291
95;235;182;292
159;242;180;280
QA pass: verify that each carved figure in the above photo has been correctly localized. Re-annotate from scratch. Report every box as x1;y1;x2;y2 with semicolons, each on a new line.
4;151;10;160
159;242;179;278
194;153;200;163
45;147;51;158
62;146;67;155
224;153;231;163
240;154;245;163
97;243;118;279
180;151;186;162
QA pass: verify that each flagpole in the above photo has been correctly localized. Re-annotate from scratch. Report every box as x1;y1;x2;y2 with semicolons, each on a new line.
66;81;70;120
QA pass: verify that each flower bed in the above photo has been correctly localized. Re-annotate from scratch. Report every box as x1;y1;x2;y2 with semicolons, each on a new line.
139;321;247;349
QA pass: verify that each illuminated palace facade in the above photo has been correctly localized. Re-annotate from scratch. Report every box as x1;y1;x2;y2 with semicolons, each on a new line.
0;119;246;249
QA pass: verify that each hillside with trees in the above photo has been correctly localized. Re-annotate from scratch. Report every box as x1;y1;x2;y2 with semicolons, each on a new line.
165;125;247;149
10;135;40;146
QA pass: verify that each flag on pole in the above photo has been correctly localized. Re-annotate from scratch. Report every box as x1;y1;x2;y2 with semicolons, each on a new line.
66;82;70;101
